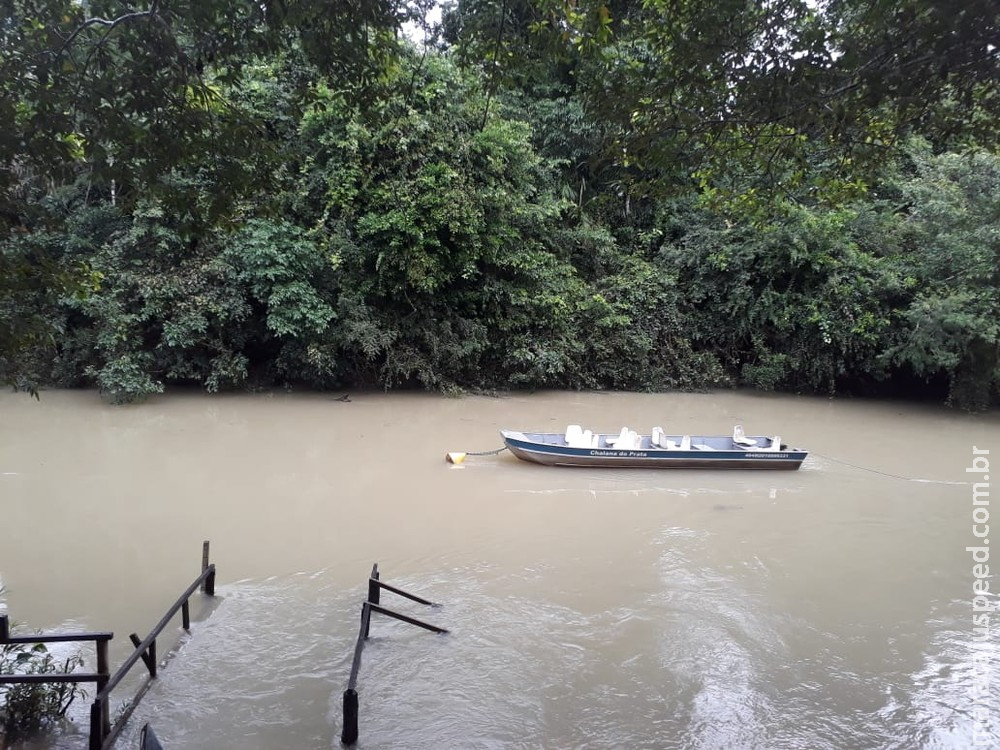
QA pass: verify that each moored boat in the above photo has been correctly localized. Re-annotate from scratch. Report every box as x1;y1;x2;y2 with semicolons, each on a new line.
500;425;807;470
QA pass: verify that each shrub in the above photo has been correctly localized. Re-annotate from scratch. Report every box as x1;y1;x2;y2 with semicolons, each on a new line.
0;597;85;748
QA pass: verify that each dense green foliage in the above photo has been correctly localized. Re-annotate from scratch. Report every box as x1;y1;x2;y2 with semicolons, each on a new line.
1;0;997;407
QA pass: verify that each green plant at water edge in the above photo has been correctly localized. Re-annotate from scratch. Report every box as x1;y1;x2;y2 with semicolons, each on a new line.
0;634;85;749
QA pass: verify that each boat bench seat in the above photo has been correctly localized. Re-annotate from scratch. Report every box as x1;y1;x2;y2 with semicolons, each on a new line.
732;432;783;451
662;435;692;450
607;427;640;450
566;425;600;448
652;426;691;450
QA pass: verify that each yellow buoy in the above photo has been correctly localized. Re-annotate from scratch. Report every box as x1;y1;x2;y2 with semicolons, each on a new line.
446;452;467;464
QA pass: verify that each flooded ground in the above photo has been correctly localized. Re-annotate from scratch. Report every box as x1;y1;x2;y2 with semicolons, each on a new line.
1;389;998;749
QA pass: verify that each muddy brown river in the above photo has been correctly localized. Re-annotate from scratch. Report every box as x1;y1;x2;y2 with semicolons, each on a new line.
1;389;998;749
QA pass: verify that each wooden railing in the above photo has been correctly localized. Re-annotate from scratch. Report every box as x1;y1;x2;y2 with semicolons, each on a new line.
0;542;217;750
0;617;113;694
341;563;448;746
89;556;215;750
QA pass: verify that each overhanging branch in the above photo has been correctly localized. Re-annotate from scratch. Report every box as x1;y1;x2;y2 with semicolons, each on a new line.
55;0;162;58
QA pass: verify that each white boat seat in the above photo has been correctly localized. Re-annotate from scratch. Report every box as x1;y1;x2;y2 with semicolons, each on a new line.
762;436;782;452
607;426;631;448
651;426;665;448
567;428;594;448
565;424;584;445
663;435;692;450
610;428;641;450
655;431;682;449
732;424;757;447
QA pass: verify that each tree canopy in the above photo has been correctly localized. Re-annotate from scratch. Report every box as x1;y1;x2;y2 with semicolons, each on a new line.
1;0;997;407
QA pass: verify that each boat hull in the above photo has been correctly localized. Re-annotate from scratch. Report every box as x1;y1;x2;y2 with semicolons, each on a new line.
501;431;807;470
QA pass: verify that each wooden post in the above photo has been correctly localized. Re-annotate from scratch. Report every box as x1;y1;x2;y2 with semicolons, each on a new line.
368;602;449;634
200;541;210;593
89;701;103;750
130;634;157;676
349;603;370;692
341;688;359;745
182;599;191;631
364;564;379;639
0;614;8;642
364;580;379;639
372;579;436;607
96;638;110;738
101;693;111;739
149;639;157;678
205;565;216;596
96;639;109;681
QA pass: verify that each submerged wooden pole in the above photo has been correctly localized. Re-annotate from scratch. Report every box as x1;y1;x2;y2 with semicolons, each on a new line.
348;604;371;692
341;688;359;745
205;564;216;596
200;541;210;593
374;579;436;607
368;602;449;634
129;633;157;677
96;638;111;742
342;601;371;746
89;701;103;750
342;565;448;745
364;564;379;639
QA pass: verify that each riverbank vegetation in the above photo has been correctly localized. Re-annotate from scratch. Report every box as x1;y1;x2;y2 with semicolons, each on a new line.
0;586;85;748
0;640;83;749
2;0;997;408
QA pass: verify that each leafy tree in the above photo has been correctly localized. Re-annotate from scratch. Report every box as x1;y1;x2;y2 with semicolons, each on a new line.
49;197;338;402
448;0;1000;202
658;197;904;394
297;53;591;389
882;144;1000;409
2;0;996;408
0;0;416;382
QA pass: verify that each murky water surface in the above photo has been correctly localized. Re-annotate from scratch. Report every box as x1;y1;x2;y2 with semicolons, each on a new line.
1;390;998;749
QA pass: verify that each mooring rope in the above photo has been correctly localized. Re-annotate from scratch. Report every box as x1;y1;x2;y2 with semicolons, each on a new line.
445;445;507;464
465;446;508;456
813;451;971;485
